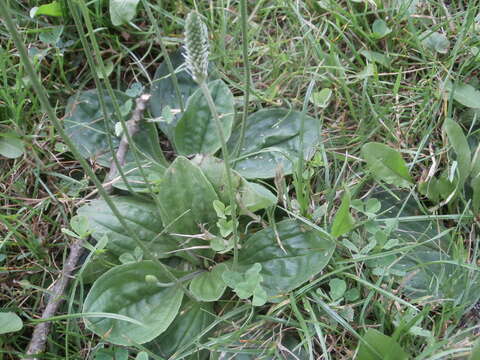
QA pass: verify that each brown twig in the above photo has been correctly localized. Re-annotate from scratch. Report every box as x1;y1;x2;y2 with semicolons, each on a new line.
104;93;152;193
24;94;152;359
24;240;83;358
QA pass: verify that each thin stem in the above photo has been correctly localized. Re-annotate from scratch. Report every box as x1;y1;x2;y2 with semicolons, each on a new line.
234;0;251;158
199;81;239;268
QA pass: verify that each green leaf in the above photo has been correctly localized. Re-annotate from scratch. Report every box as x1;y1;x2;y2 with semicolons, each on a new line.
331;191;355;238
70;215;91;239
234;263;263;299
221;269;243;288
0;134;25;159
135;352;148;360
236;220;335;299
0;312;23;335
210;236;234;253
217;218;234;237
329;278;347;301
422;31;450;54
357;329;408;360
83;261;184;345
252;286;268;306
150;50;217;140
365;198;381;214
372;19;392;39
344;288;360;301
190;263;228;302
444;81;480;109
110;0;140;26
361;142;412;187
175;80;235;155
156;157;218;259
213;200;227;219
64;90;160;167
30;1;63;17
228;108;321;179
96;60;115;79
239;182;277;212
147;300;214;359
192;155;277;213
222;263;267;306
310;88;332;108
419;174;455;204
443;118;471;186
77;196;177;258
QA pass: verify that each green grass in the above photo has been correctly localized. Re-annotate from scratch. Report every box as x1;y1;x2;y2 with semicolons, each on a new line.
1;0;480;359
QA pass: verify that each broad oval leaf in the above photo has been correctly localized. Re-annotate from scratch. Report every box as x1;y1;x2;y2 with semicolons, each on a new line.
228;108;321;179
150;50;217;140
77;196;177;258
148;300;214;359
156;157;218;259
237;219;335;299
83;261;184;345
190;263;228;302
372;19;391;39
0;312;23;335
110;0;140;26
64;90;160;167
0;134;24;159
175;79;234;156
361;142;412;188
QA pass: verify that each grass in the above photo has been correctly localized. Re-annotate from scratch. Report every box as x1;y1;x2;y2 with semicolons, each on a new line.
1;0;480;359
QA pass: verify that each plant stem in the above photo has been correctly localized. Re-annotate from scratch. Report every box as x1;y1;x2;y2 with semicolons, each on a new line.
199;81;239;268
234;0;251;158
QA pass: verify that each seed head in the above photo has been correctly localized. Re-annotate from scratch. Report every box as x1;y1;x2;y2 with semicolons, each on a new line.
184;11;209;84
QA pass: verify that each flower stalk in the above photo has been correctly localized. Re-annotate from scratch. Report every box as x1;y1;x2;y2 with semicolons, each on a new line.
184;11;240;267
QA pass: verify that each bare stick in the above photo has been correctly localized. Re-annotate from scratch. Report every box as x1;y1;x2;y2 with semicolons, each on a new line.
104;93;152;193
24;94;152;359
24;241;83;358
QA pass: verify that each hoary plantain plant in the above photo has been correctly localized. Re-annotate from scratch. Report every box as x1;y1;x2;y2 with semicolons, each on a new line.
62;10;333;351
